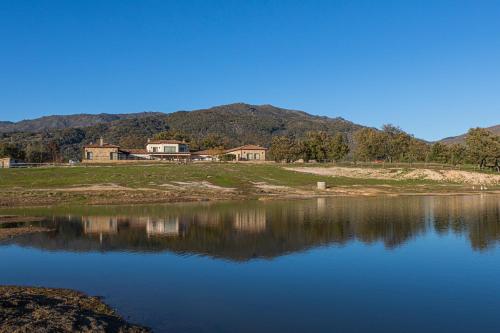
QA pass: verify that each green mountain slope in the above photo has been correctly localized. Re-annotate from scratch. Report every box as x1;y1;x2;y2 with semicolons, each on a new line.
1;103;366;160
0;112;163;133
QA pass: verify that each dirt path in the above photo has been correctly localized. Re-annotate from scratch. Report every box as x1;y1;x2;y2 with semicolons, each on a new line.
286;166;500;185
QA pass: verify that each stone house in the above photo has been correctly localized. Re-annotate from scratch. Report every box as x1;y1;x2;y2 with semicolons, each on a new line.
81;137;267;163
83;138;124;162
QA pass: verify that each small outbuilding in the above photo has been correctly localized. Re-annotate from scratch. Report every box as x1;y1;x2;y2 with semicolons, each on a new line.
0;157;23;168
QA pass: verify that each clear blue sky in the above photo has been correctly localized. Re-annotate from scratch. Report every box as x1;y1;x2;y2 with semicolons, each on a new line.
1;0;499;140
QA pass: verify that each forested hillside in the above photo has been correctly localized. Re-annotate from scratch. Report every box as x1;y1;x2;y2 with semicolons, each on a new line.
0;112;163;133
0;103;365;160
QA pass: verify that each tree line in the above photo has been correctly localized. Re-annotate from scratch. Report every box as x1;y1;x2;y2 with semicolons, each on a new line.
0;140;63;163
1;125;499;171
268;132;350;163
268;126;500;171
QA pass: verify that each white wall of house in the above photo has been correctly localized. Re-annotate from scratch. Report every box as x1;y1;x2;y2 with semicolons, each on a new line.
146;143;189;153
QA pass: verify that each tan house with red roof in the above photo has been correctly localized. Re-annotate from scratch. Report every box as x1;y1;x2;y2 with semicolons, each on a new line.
224;145;267;161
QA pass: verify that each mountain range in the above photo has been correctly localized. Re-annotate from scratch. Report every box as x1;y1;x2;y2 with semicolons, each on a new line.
1;103;498;160
0;103;366;160
0;112;162;133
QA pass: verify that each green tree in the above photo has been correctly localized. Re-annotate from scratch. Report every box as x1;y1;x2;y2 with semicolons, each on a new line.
302;131;330;162
354;128;385;162
327;133;350;162
381;124;412;163
465;128;499;170
0;143;25;160
406;139;430;164
25;142;50;163
428;143;450;164
448;143;466;166
269;136;297;163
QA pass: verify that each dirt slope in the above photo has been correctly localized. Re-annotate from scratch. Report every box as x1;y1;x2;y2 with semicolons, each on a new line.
286;167;500;185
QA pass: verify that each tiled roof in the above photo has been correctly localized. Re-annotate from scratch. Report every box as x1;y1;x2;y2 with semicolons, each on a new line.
224;145;268;153
147;140;186;144
83;143;120;148
148;152;191;155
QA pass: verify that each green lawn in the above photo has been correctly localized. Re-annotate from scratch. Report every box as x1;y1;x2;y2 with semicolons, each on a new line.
0;163;436;190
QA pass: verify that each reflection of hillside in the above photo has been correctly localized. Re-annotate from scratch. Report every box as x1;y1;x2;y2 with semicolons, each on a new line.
4;195;500;260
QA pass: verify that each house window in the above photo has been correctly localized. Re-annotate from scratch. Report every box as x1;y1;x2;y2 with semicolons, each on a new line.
110;152;118;160
247;153;253;160
179;144;188;152
164;146;176;153
255;153;260;160
152;147;158;153
86;152;93;160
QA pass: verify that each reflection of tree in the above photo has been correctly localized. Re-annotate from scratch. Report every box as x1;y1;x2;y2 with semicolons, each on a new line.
431;195;500;251
5;195;500;259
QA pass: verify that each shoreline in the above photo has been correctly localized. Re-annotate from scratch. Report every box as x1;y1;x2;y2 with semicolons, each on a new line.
0;185;499;209
0;285;149;332
1;163;499;208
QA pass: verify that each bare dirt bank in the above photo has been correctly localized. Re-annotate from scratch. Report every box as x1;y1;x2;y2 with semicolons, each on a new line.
0;183;244;208
0;183;498;208
0;286;149;332
286;166;500;186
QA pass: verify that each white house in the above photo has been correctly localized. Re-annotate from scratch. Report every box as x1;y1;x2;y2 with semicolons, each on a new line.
145;139;191;160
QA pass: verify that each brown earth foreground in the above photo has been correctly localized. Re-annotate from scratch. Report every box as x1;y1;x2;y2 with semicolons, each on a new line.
286;166;500;185
0;181;499;208
1;165;500;208
0;286;149;333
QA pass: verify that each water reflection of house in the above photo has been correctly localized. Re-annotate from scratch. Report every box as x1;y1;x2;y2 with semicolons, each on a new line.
234;209;266;233
146;217;180;236
193;211;222;226
83;216;118;234
316;197;327;215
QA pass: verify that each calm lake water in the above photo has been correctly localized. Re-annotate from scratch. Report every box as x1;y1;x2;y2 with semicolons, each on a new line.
1;195;500;333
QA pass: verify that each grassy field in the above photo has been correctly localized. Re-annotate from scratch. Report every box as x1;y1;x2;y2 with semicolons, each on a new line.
0;162;435;189
0;162;491;207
